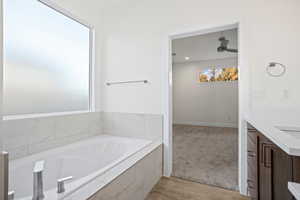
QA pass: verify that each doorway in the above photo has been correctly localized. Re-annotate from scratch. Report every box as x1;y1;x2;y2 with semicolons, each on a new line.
169;25;239;191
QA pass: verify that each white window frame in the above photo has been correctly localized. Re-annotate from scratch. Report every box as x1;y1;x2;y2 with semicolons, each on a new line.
3;0;95;120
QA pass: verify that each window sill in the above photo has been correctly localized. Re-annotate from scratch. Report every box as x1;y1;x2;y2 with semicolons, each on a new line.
3;110;92;121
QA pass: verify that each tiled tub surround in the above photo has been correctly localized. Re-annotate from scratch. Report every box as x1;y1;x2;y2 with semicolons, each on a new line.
9;135;162;200
2;112;163;160
88;145;162;200
2;112;102;160
102;112;163;141
3;112;163;199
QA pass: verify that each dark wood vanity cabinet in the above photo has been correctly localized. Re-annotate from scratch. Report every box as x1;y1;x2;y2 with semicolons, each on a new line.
247;128;299;200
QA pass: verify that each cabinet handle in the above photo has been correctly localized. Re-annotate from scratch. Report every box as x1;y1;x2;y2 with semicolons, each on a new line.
248;150;256;157
247;179;254;189
248;128;257;132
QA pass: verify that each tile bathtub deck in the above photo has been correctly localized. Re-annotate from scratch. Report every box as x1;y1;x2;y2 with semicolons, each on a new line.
146;177;249;200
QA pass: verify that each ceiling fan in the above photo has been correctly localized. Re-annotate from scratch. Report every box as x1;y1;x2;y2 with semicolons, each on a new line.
217;36;238;53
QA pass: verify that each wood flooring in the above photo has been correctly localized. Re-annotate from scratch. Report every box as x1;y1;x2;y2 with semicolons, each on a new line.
145;177;249;200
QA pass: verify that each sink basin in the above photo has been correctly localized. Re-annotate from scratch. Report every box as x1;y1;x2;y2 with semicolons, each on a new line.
276;126;300;139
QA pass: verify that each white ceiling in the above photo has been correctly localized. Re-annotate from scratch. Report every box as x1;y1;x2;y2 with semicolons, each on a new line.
172;28;238;63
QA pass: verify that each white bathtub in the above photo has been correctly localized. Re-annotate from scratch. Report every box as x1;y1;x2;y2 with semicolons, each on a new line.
9;135;161;200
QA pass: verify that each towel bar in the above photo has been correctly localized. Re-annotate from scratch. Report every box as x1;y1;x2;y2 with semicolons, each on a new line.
106;80;148;86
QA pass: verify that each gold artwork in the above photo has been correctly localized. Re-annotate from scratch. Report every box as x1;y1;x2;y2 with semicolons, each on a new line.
199;68;215;82
199;67;238;82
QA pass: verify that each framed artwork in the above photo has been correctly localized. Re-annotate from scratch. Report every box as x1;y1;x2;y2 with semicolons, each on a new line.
199;67;238;82
199;68;215;82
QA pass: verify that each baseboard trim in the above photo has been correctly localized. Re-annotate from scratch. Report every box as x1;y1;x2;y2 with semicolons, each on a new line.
173;121;238;128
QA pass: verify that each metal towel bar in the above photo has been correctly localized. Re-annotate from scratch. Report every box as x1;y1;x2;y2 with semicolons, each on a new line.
106;80;148;86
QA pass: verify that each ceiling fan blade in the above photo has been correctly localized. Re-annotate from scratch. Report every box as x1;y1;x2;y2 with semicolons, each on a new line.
225;48;238;53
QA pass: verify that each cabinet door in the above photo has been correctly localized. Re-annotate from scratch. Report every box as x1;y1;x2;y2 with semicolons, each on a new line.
259;136;273;200
272;146;293;200
259;134;293;200
292;157;300;182
292;157;300;200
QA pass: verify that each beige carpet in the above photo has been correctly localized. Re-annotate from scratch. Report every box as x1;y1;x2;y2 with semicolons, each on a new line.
172;125;238;191
146;177;248;200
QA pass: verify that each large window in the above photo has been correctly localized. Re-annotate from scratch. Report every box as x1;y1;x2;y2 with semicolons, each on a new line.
3;0;92;117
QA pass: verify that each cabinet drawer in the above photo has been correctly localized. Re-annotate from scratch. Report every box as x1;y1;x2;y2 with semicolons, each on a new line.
248;130;258;152
247;128;259;200
248;157;257;173
248;151;258;170
248;129;258;141
248;138;257;152
248;150;258;199
247;179;258;199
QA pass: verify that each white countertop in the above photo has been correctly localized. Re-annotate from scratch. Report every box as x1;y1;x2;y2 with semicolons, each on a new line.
245;115;300;156
288;182;300;200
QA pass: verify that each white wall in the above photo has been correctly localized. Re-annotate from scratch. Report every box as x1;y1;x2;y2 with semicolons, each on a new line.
100;0;300;194
101;0;300;124
173;58;238;128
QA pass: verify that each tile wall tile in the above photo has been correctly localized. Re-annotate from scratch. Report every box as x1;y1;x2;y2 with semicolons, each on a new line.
3;112;102;159
102;112;163;141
